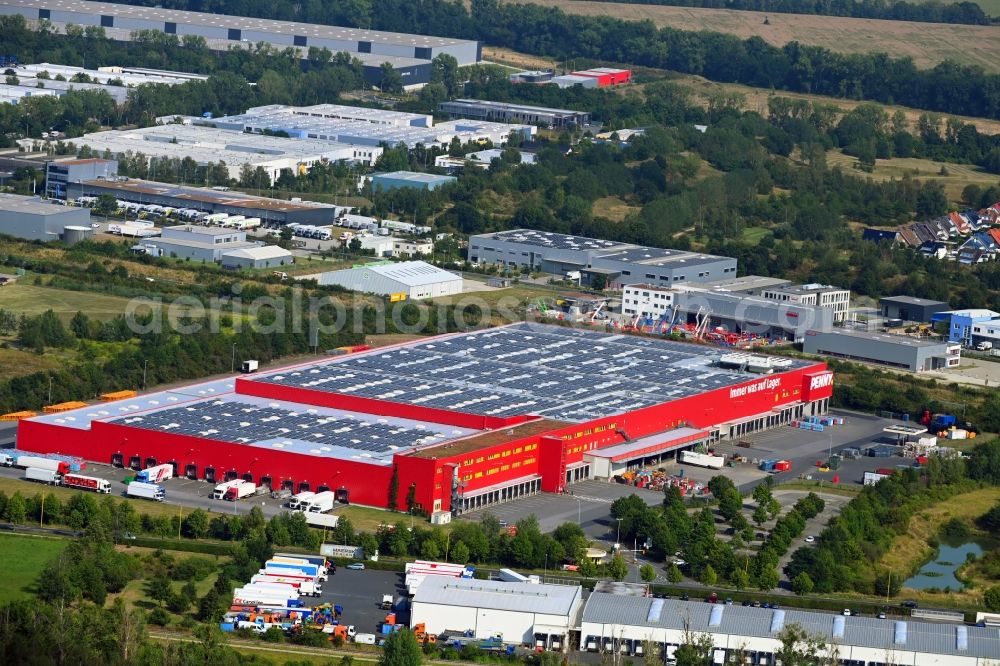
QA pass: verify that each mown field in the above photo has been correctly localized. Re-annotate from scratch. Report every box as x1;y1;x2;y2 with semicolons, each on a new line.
0;282;134;321
518;0;1000;72
0;533;69;601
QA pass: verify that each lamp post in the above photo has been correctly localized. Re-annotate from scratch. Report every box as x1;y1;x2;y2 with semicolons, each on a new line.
142;359;149;391
576;497;582;526
615;517;622;551
231;342;237;373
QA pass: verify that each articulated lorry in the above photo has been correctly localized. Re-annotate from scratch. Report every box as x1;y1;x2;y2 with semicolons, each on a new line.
15;456;69;474
62;474;112;494
232;588;303;608
126;481;165;501
25;467;60;484
136;463;173;484
213;480;257;500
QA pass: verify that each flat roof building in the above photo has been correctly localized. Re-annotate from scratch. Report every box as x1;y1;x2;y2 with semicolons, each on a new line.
133;224;261;262
440;99;590;129
581;593;1000;664
45;157;117;199
622;283;834;342
759;283;851;323
220;245;293;270
469;229;737;288
18;322;834;514
697;275;792;294
316;260;462;299
0;0;480;65
205;105;533;149
72;124;381;180
880;295;951;323
802;328;961;372
932;309;1000;346
411;577;582;647
63;178;343;226
0;193;91;242
370;171;456;192
15;62;209;86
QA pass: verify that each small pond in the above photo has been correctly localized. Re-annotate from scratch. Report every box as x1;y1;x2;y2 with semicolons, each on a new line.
903;541;983;590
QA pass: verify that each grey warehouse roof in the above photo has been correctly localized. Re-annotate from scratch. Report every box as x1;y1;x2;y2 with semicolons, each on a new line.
249;322;814;422
413;576;581;616
360;261;462;287
7;0;473;47
880;295;950;306
582;594;1000;660
807;328;954;348
0;193;76;214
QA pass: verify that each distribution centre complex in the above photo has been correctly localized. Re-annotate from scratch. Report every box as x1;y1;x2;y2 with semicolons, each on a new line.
15;322;834;515
0;0;480;87
406;580;1000;664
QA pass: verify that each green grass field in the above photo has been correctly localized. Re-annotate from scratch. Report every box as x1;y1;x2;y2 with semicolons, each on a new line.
0;476;199;522
0;533;69;601
0;283;133;321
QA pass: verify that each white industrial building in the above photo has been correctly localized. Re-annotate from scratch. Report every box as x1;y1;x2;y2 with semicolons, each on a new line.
355;235;432;258
220;245;293;269
410;577;582;648
316;260;462;299
133;225;265;262
204;104;534;149
72;124;382;180
581;593;1000;665
759;283;851;323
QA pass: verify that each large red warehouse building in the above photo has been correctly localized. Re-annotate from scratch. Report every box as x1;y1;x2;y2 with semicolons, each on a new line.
16;323;833;516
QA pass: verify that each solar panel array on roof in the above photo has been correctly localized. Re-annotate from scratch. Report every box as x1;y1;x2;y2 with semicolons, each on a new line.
251;322;812;422
107;399;461;460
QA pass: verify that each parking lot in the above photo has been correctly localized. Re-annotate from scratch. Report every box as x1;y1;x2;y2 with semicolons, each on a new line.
309;568;407;635
464;410;904;545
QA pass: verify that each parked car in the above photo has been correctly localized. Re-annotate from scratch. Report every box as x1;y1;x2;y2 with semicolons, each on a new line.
843;609;852;616
346;563;365;570
804;535;815;543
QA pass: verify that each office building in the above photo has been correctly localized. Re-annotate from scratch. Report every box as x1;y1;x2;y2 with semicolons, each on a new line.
759;283;851;323
133;224;260;262
45;157;118;199
932;309;1000;346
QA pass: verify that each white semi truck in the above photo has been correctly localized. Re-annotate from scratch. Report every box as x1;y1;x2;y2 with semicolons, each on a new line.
126;481;166;501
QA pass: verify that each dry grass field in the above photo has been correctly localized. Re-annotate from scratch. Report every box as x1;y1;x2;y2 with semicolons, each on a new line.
825;150;1000;201
482;47;1000;135
518;0;1000;72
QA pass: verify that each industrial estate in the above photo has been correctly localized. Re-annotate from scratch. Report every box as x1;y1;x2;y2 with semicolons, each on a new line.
1;0;1000;663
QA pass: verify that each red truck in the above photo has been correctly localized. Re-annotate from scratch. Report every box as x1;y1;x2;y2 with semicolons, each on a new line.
63;474;112;494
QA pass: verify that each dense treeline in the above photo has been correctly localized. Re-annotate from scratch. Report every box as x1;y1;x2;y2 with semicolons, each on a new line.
575;0;993;25
94;0;1000;119
784;451;974;595
0;14;367;134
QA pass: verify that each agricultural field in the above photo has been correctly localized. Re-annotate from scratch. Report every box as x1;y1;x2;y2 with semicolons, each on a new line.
824;150;1000;202
519;0;1000;72
0;533;69;601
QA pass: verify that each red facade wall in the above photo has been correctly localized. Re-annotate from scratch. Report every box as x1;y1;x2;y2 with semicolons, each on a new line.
17;360;831;511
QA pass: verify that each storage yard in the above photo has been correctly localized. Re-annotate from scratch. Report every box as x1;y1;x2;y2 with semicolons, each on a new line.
14;322;835;515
